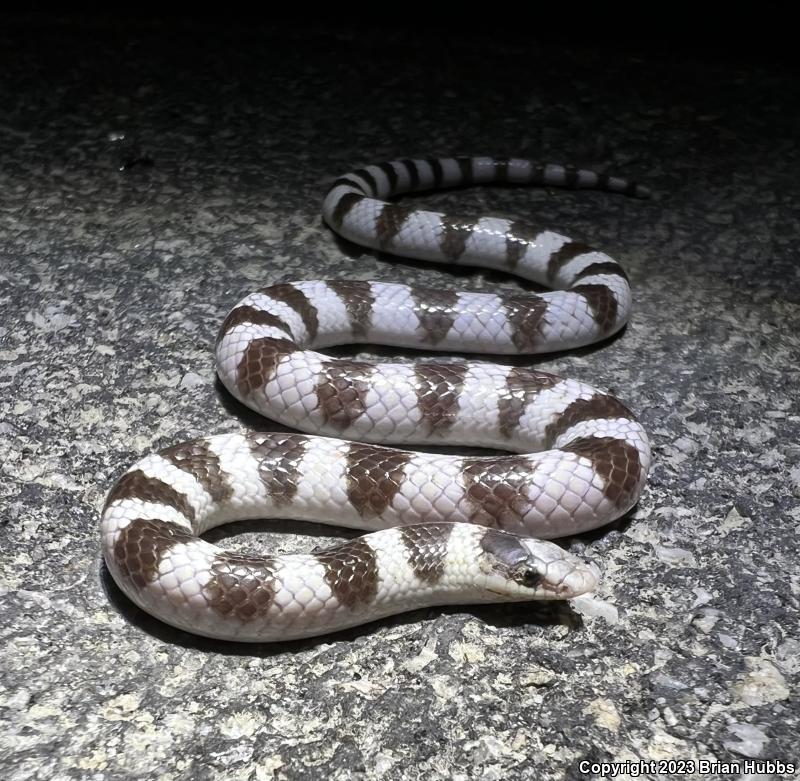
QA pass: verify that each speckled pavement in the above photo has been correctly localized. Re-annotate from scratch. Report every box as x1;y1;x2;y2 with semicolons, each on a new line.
1;17;798;781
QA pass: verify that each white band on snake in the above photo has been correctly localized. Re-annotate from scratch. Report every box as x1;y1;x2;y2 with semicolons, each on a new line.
101;156;651;642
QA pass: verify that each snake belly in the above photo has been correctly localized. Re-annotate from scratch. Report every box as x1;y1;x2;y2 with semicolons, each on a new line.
101;156;651;642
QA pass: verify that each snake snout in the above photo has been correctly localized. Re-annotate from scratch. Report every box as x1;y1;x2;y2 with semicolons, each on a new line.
555;559;600;599
518;540;600;599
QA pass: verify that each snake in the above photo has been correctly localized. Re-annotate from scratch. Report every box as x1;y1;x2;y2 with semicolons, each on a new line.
101;156;651;642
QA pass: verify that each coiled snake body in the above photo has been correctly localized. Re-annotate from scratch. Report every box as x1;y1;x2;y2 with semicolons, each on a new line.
101;157;651;642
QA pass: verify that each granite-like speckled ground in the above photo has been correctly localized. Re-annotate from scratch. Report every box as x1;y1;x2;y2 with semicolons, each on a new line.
1;16;798;781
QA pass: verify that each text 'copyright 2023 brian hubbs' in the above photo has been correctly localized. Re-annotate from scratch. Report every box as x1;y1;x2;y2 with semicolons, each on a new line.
578;759;796;777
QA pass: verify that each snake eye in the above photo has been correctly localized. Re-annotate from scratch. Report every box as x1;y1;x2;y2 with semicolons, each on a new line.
520;568;542;589
480;530;545;590
509;563;542;589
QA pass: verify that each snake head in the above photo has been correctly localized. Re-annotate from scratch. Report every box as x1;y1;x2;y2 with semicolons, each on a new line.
480;528;598;599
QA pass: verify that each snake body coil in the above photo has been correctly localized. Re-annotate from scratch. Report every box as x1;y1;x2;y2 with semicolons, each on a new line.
101;157;651;641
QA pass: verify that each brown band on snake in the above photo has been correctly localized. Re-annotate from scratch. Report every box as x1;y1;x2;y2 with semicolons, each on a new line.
263;282;319;342
463;456;534;530
505;221;540;269
105;470;196;522
399;523;453;585
426;158;444;187
545;394;634;447
572;284;618;334
498;368;560;439
411;287;460;345
316;360;375;430
375;203;414;250
399;158;420;190
561;436;642;509
455;157;474;185
329;192;365;230
571;261;629;284
439;216;477;261
327;280;375;339
318;538;380;609
480;528;528;562
492;157;510;183
205;553;279;622
113;518;196;588
345;442;412;517
504;294;549;352
246;433;308;507
160;440;234;504
217;305;294;347
236;337;297;396
563;164;580;188
414;362;469;432
546;241;593;284
377;161;398;193
351;167;378;195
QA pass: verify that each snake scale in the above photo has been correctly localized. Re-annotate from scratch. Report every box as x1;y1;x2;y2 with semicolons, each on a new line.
101;156;651;642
